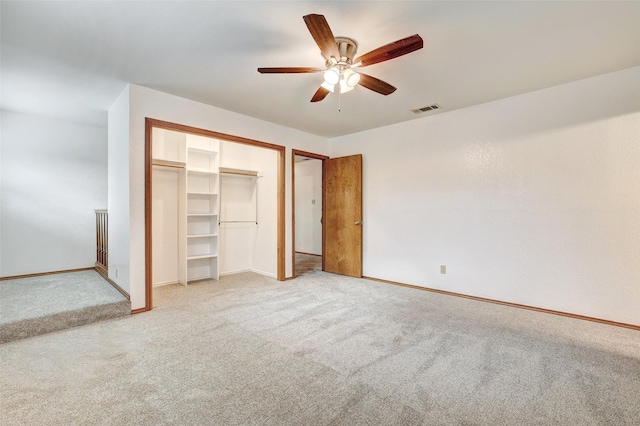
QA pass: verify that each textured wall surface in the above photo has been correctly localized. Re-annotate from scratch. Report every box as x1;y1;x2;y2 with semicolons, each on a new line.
330;66;640;325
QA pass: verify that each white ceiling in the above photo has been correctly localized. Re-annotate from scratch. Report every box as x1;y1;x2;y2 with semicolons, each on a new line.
2;1;640;138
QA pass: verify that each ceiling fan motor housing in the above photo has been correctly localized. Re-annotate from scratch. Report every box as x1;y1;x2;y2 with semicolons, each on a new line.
328;37;358;65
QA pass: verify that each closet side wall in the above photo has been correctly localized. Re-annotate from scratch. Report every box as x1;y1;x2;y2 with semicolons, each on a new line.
152;167;180;286
249;148;278;277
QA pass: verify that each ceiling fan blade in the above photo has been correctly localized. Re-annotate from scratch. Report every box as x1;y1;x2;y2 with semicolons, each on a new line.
358;73;397;95
353;34;423;67
258;67;324;74
303;14;340;60
310;86;331;102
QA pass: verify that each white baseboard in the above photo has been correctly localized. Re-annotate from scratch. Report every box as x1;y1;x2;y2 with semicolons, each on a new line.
153;280;179;287
220;269;276;279
219;269;251;276
250;268;276;279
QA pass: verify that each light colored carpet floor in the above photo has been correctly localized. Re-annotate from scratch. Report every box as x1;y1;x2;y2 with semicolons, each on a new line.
0;270;130;343
1;270;639;425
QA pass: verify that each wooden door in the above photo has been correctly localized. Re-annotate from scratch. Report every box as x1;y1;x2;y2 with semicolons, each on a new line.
324;154;362;277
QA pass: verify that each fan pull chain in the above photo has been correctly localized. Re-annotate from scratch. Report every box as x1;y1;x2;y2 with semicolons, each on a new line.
338;88;342;112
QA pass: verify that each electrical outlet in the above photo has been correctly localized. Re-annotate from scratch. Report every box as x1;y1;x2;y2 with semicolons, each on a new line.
440;265;446;274
311;199;316;205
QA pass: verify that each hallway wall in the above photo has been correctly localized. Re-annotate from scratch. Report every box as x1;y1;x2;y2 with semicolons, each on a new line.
1;110;107;276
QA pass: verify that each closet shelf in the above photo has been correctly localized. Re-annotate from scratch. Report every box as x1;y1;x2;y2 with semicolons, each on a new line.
187;254;218;260
187;168;218;175
187;191;218;196
188;147;219;155
187;233;218;238
152;158;186;168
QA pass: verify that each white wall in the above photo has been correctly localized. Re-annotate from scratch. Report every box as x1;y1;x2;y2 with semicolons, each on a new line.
0;110;107;276
295;159;322;255
122;84;329;309
0;110;3;276
107;87;131;293
330;66;640;326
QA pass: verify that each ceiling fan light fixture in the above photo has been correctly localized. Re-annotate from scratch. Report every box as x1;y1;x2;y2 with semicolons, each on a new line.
339;80;355;93
323;67;340;85
321;81;335;93
343;68;361;87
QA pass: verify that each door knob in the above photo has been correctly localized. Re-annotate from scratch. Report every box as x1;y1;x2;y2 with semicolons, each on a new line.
355;221;362;225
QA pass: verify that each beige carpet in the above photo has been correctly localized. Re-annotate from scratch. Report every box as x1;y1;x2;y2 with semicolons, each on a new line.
0;270;130;343
1;271;639;425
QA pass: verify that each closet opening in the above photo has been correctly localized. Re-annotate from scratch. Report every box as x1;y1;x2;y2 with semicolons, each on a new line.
292;150;329;277
144;118;285;311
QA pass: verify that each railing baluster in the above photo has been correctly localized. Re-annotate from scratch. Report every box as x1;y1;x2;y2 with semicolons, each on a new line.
95;210;108;277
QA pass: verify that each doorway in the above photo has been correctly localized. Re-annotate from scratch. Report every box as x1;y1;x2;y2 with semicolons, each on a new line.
292;150;328;277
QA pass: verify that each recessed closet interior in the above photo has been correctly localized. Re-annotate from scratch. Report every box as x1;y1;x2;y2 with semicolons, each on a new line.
151;127;277;292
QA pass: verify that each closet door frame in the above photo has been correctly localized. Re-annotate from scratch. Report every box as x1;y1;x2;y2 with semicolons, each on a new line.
144;118;285;312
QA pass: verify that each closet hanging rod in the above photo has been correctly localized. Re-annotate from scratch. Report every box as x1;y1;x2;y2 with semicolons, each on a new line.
219;167;259;225
220;171;260;177
219;167;261;177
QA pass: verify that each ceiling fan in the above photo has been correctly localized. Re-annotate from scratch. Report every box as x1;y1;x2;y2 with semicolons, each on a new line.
257;14;423;102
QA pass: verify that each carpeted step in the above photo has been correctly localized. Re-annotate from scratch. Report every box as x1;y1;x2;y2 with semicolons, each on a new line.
0;270;131;344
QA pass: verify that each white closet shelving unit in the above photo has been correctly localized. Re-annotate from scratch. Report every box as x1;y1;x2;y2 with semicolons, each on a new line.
183;134;220;283
153;128;276;285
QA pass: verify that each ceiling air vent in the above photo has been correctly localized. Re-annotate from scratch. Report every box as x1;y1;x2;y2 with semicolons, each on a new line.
412;104;441;114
